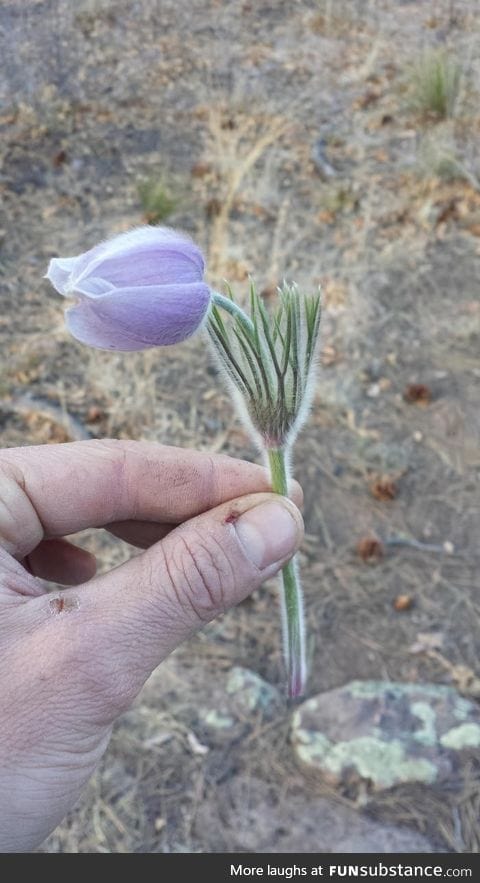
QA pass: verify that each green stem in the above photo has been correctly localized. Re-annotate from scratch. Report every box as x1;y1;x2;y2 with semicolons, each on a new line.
212;292;255;335
267;447;307;699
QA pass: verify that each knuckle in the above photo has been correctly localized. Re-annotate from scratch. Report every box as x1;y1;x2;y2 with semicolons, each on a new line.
165;529;233;623
103;440;138;516
200;454;219;510
89;439;151;519
0;459;43;555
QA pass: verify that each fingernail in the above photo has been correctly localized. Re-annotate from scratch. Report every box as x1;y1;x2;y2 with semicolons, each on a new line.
234;499;303;569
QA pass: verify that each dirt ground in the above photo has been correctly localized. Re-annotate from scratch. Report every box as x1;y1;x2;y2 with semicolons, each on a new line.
1;0;479;854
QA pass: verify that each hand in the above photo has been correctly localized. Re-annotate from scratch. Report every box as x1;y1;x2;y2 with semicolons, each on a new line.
0;439;303;852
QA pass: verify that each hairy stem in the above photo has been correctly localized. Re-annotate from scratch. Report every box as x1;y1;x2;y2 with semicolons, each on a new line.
212;292;255;335
267;447;307;699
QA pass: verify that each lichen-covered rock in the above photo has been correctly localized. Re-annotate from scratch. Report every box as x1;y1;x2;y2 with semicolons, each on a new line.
225;666;282;716
292;681;480;794
198;666;282;738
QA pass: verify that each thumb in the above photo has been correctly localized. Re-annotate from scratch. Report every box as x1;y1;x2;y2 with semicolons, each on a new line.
53;493;303;715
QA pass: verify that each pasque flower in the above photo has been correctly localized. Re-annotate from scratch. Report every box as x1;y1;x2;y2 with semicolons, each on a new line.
46;225;321;699
208;282;321;698
45;226;211;350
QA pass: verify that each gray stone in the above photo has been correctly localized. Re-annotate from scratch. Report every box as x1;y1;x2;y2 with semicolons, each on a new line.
225;665;282;716
198;666;282;736
194;775;437;853
292;681;480;794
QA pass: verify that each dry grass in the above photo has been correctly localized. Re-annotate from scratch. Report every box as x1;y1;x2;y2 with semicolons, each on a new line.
200;104;288;279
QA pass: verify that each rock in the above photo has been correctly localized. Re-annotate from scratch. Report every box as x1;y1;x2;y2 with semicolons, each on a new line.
225;666;282;716
292;681;480;795
198;666;282;737
194;775;437;853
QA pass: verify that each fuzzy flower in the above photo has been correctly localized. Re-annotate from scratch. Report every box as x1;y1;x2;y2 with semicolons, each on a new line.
45;226;211;350
45;223;321;699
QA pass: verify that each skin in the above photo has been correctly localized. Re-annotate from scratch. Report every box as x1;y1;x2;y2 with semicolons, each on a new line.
0;439;303;852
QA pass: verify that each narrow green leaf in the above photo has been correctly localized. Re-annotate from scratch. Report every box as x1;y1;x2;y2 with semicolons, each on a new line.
281;298;292;378
250;280;262;352
232;327;265;401
304;293;321;374
256;293;283;383
207;322;254;398
211;303;229;341
232;308;275;404
272;306;286;349
290;290;300;406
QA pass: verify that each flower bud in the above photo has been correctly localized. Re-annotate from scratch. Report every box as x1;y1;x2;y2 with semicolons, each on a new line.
45;226;211;350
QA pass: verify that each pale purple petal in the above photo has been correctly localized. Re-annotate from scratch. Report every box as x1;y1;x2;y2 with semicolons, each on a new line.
65;283;211;351
72;227;204;289
74;276;116;298
77;246;203;289
82;226;199;264
45;257;79;294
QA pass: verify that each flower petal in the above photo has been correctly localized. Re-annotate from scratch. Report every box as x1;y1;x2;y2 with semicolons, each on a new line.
110;226;205;273
72;227;204;289
74;276;116;298
80;248;203;289
65;283;212;351
45;257;78;295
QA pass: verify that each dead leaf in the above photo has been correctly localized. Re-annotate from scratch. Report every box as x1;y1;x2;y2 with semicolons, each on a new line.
321;344;339;366
393;594;414;612
403;383;432;405
52;149;67;168
356;536;385;563
369;475;398;502
86;405;104;423
191;161;212;178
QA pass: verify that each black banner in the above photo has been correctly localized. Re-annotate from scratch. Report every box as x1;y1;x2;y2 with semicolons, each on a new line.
2;852;479;876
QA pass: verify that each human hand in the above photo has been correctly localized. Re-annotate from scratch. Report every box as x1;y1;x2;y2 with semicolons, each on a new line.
0;439;303;852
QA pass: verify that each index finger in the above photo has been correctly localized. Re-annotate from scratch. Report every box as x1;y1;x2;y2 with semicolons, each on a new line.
0;439;303;557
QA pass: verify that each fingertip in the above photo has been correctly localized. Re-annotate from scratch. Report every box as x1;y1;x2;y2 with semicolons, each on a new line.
233;496;303;570
289;479;304;510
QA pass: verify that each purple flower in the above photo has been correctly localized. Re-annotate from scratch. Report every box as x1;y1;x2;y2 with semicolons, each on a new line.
45;226;211;350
